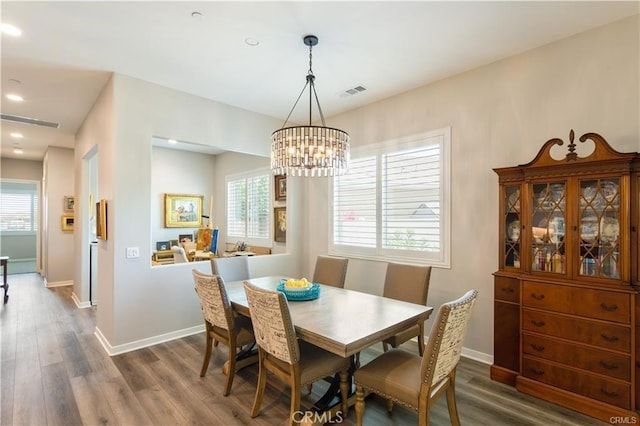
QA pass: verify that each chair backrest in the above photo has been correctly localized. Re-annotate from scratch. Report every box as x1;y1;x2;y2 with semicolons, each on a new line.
192;269;235;331
172;245;189;263
211;256;250;282
383;263;432;305
243;281;299;365
182;241;197;254
313;256;349;288
420;289;478;387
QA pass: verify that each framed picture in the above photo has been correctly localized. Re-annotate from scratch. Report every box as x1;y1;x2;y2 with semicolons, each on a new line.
156;241;170;251
64;195;75;212
61;215;74;231
179;234;193;243
164;193;203;228
274;207;286;242
169;239;179;248
96;199;108;240
275;175;287;201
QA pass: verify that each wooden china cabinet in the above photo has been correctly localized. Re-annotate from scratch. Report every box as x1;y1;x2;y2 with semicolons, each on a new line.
491;130;640;422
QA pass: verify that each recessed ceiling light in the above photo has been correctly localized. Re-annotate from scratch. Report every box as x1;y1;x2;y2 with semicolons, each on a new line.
13;148;24;154
168;139;178;145
6;93;24;102
10;132;23;138
245;37;259;47
1;23;22;37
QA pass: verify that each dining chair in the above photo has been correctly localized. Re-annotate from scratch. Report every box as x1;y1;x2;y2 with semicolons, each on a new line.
312;255;349;288
354;289;478;426
243;281;350;425
192;269;255;396
382;263;432;356
171;245;189;263
211;256;250;282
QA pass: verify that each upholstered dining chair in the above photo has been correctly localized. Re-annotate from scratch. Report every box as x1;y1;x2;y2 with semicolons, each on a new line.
211;256;250;282
382;263;432;356
243;281;350;425
192;269;255;396
312;255;349;288
171;245;189;263
354;289;478;426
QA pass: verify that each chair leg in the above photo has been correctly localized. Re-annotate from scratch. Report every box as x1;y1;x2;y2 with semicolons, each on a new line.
213;340;219;347
418;323;425;356
355;385;365;426
223;344;236;396
251;354;267;418
200;331;213;377
289;379;302;426
445;370;461;426
387;399;394;413
382;341;390;352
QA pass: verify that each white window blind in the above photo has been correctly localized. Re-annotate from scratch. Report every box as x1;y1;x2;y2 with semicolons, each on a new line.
0;181;38;233
226;170;270;244
330;128;450;267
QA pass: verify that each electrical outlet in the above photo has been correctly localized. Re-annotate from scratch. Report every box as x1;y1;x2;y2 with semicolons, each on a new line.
126;247;140;258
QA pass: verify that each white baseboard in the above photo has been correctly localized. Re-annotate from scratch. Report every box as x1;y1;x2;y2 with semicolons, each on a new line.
462;347;493;365
94;324;206;356
71;292;92;309
46;279;73;288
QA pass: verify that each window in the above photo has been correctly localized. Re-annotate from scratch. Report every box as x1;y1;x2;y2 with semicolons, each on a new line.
0;181;39;233
330;128;450;267
226;169;271;245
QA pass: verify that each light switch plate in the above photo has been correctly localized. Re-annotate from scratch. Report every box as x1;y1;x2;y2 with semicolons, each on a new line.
126;247;140;258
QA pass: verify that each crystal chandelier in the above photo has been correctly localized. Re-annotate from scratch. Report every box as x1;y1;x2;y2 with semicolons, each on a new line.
271;35;350;177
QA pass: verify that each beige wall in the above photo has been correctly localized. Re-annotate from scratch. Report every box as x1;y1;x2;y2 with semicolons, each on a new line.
303;15;640;360
1;158;43;180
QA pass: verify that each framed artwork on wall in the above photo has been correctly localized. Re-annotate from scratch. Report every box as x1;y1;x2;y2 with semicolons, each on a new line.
274;207;286;242
96;199;108;240
275;175;286;201
156;241;170;251
61;215;74;231
164;193;204;228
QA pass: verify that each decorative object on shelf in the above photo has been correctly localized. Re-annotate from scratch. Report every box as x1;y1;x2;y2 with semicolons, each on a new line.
96;199;107;240
179;234;193;243
156;241;169;251
164;193;203;228
274;175;286;201
507;220;520;241
196;228;212;251
274;207;286;242
169;239;178;248
64;195;75;212
270;34;350;177
61;215;74;231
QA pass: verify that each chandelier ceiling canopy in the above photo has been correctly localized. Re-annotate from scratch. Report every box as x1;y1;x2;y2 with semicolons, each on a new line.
270;35;350;177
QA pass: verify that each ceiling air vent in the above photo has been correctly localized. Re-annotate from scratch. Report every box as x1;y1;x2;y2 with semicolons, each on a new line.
1;113;60;128
340;85;367;97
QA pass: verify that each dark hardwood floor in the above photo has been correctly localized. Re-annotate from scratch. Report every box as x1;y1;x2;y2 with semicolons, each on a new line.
1;273;606;425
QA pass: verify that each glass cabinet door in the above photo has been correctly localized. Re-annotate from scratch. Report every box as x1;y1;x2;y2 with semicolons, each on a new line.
504;185;521;268
531;182;566;273
578;178;620;279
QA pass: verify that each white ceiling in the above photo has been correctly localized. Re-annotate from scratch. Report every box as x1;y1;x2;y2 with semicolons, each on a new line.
1;1;638;161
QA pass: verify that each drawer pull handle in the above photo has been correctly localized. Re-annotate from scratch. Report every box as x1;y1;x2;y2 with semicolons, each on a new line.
501;287;514;293
601;334;619;342
600;303;618;312
600;388;619;398
531;320;546;327
530;293;545;300
599;360;619;370
530;344;545;351
529;368;545;377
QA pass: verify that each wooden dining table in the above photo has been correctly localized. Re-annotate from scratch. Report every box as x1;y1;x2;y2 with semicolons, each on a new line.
226;276;433;358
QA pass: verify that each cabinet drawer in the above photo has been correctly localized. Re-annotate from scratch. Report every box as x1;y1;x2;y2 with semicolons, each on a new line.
523;356;630;409
523;333;630;381
522;309;630;352
495;276;519;303
523;282;630;323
